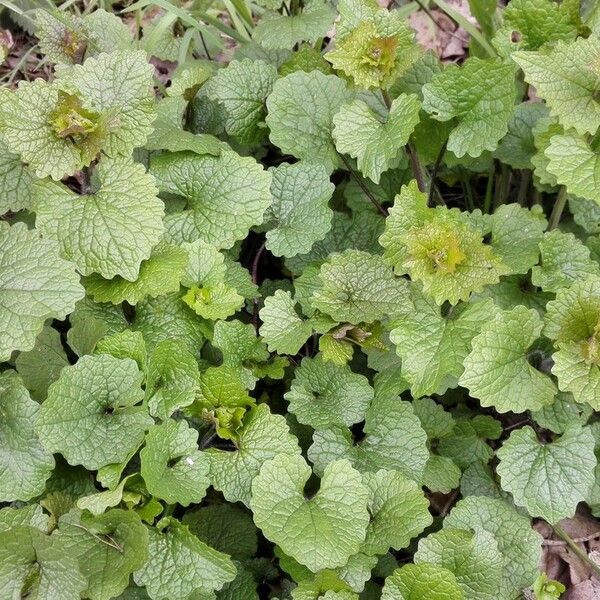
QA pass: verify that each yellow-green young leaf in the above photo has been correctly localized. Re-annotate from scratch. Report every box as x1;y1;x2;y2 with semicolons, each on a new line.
35;354;152;470
197;365;254;410
54;508;149;600
513;37;600;136
250;454;370;572
205;59;278;144
445;497;543;597
94;330;147;371
0;372;54;502
0;221;84;362
266;71;354;172
182;282;244;320
332;94;421;183
422;57;517;158
415;528;503;600
85;243;188;305
253;1;336;51
544;277;600;408
308;395;429;482
0;525;87;600
325;11;421;89
545;132;600;204
34;157;164;281
460;306;557;413
311;249;410;324
497;424;597;523
150;150;271;248
381;564;463;600
259;290;312;355
265;162;335;258
532;230;600;293
284;355;374;430
206;404;301;506
422;454;462;494
362;469;432;556
530;116;563;186
140;419;210;507
133;517;236;600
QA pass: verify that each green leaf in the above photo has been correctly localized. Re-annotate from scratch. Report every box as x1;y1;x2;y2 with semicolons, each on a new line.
133;518;236;600
544;277;600;408
412;397;455;440
544;132;600;204
285;355;374;429
146;339;201;419
0;372;54;502
390;285;495;397
308;394;429;482
266;71;354;172
141;419;210;507
182;504;258;561
489;203;547;275
206;404;301;505
496;424;596;523
415;528;503;600
265;161;335;258
0;221;84;361
132;292;207;354
251;454;369;572
34;157;164;281
460;306;557;413
422;454;462;494
445;496;543;597
0;525;87;600
150;150;271;248
0;148;34;214
205;59;278;144
381;564;463;600
532;229;600;292
36;354;152;470
85;243;188;305
438;415;502;469
253;1;336;50
94;329;147;370
332;94;421;183
493;102;549;169
362;469;432;556
532;392;592;434
15;325;69;401
259;290;313;355
311;249;409;324
55;508;149;600
422;57;517;157
513;37;600;136
145;96;221;156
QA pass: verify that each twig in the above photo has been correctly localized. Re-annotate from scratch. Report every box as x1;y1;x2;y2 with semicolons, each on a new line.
72;523;123;553
251;241;266;334
547;186;567;231
339;154;388;216
543;531;600;546
551;524;600;579
428;140;447;206
407;143;427;193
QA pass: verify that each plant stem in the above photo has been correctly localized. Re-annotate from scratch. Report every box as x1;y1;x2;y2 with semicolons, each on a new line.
339;154;388;216
251;241;266;334
517;170;531;206
407;144;428;193
483;164;494;213
429;140;447;206
381;89;392;110
552;524;600;580
547;186;567;230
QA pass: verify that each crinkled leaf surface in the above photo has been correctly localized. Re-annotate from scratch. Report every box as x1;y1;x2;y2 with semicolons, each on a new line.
285;355;374;429
0;371;54;502
460;306;557;413
34;157;164;281
496;424;596;523
381;564;463;600
422;57;517;157
0;221;83;361
36;354;152;470
251;454;369;572
140;419;210;507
